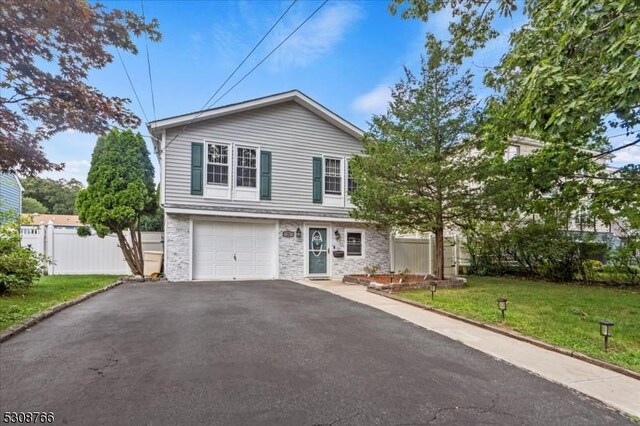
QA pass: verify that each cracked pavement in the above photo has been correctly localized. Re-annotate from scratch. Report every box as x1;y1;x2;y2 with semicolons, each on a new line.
0;280;632;425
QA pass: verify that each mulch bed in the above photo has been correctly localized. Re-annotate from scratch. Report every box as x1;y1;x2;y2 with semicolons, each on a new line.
343;273;466;291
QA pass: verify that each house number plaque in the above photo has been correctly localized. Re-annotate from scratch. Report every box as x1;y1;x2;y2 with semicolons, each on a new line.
282;230;295;238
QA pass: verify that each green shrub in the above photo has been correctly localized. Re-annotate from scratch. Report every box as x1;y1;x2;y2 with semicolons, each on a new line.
0;221;49;294
607;239;640;285
76;225;92;237
465;221;597;282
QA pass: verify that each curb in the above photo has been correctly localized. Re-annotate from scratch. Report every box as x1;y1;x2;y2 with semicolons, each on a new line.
0;279;125;343
367;288;640;382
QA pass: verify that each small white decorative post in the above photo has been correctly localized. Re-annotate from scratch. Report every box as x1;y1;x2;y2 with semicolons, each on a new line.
46;220;54;275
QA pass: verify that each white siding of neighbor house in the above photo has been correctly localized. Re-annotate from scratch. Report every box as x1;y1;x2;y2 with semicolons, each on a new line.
163;101;362;217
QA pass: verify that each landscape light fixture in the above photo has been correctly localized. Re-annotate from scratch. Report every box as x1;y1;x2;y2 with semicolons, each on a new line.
430;282;437;300
497;297;507;319
599;320;614;351
296;227;302;239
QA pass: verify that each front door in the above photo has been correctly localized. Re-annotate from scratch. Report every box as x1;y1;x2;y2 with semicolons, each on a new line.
308;227;328;275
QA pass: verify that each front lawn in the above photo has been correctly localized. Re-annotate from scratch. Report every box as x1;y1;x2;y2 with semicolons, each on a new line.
0;275;119;331
399;276;640;373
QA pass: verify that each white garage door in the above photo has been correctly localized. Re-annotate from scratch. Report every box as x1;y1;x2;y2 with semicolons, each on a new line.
193;221;276;280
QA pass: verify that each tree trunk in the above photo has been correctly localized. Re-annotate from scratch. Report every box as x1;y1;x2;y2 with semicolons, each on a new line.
435;227;445;280
116;229;144;277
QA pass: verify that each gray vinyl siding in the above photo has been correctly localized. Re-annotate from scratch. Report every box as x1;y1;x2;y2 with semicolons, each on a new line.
0;172;22;217
164;101;362;217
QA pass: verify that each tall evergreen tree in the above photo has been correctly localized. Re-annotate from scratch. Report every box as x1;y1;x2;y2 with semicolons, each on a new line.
350;44;480;279
76;129;156;276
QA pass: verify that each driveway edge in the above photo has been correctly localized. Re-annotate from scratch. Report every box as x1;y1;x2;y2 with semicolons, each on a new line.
367;288;640;381
0;279;125;343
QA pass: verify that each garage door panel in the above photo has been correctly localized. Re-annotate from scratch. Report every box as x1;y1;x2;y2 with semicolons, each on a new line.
193;221;275;280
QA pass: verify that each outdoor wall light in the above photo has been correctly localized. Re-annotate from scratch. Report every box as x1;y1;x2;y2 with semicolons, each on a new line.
599;320;614;351
296;227;302;238
334;230;341;240
430;282;437;300
497;297;507;319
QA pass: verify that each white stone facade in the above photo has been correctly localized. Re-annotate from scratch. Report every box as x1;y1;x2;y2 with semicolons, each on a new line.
164;213;191;282
164;214;390;282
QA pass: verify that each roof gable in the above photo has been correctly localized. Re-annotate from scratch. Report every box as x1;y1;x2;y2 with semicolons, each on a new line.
148;90;364;140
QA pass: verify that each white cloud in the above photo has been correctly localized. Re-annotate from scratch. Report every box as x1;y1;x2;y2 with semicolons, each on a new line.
352;84;392;116
41;160;91;183
610;141;640;166
268;1;363;69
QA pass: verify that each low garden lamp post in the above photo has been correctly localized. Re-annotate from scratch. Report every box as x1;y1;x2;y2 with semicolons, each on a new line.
497;297;507;319
599;320;614;352
430;282;437;300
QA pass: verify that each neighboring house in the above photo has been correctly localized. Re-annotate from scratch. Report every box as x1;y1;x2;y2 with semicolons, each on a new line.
21;214;83;227
0;171;23;222
149;90;390;281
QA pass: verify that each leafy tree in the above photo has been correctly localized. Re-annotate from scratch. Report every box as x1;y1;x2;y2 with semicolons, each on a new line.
0;0;161;175
390;1;640;151
76;129;156;276
22;197;48;214
350;46;480;280
592;165;640;234
21;177;83;214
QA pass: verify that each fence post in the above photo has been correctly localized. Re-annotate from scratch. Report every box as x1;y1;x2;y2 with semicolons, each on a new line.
46;221;54;275
38;223;46;254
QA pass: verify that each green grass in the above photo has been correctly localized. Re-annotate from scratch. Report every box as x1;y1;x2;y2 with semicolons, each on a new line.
0;275;118;331
400;276;640;373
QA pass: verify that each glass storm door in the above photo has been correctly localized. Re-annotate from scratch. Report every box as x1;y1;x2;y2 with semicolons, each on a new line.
308;227;328;275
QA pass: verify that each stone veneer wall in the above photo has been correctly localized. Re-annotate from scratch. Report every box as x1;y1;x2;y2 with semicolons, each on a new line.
165;213;191;282
278;220;305;280
165;214;391;282
329;222;390;278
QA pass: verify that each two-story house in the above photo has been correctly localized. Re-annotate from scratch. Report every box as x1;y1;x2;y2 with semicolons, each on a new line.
0;171;23;223
149;91;390;282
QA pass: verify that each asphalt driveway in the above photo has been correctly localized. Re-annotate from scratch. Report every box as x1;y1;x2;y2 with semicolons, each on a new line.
0;280;631;425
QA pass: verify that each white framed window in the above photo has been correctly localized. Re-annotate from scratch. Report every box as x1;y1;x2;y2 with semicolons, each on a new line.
207;143;229;186
345;230;364;257
505;145;520;161
236;147;257;188
324;157;342;195
347;160;356;195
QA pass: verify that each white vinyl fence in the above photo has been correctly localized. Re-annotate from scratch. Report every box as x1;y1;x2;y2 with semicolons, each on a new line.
21;223;162;275
391;235;469;277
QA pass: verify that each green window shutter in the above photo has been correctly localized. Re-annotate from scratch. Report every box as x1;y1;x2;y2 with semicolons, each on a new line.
191;142;203;195
312;156;322;204
260;151;272;200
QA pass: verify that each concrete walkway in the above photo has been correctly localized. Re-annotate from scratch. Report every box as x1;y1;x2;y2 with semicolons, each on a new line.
298;279;640;418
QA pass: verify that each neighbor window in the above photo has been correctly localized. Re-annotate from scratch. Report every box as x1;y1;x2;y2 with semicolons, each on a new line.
505;145;520;161
207;144;229;185
236;147;257;188
346;231;363;257
324;158;342;195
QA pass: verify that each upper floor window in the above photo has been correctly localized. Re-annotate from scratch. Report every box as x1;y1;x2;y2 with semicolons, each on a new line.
347;161;356;194
207;144;229;185
325;158;342;195
505;145;520;161
236;147;257;188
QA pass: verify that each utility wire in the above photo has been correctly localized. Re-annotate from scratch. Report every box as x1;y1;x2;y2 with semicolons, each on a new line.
115;48;149;123
211;0;328;107
162;0;299;149
141;0;157;122
592;139;640;159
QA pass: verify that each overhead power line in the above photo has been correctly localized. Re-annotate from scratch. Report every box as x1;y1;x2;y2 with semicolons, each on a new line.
211;0;328;107
141;0;157;122
592;139;640;159
115;48;149;123
162;0;299;150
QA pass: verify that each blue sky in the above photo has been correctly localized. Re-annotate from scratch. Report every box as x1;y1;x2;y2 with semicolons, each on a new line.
42;0;638;183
